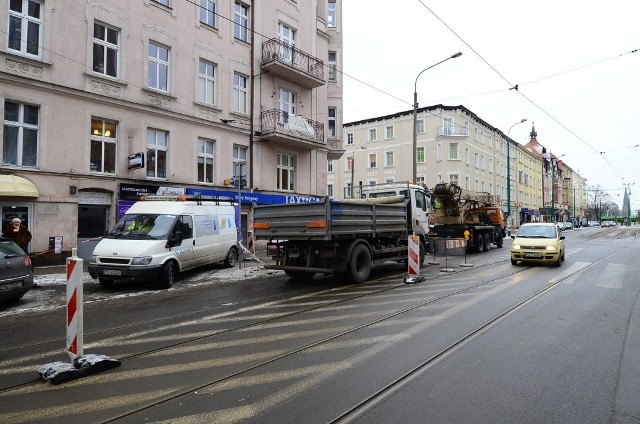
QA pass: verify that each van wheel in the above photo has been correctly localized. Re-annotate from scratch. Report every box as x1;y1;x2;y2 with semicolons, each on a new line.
348;244;372;283
98;278;114;288
223;246;238;268
158;261;176;289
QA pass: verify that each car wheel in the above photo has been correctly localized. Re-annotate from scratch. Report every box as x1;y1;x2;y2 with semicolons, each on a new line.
223;246;239;268
158;260;176;289
555;255;562;267
511;259;518;265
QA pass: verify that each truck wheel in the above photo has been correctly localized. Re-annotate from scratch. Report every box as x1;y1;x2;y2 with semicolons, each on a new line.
476;234;484;253
483;233;491;251
496;234;504;248
98;278;113;288
223;246;238;268
158;260;176;289
419;241;426;267
348;244;372;283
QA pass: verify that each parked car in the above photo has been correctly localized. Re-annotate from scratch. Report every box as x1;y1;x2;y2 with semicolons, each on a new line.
601;221;616;228
0;237;34;302
511;223;565;266
562;221;573;230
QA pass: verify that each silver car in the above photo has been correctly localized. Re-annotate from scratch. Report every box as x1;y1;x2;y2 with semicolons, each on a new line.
0;237;34;302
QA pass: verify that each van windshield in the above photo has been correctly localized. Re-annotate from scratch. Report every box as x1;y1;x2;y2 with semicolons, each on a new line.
108;214;177;240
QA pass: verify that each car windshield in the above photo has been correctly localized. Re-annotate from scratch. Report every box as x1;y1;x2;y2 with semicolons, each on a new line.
108;214;177;240
517;226;557;238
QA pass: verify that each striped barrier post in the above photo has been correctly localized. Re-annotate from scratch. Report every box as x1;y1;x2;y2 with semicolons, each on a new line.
40;247;121;384
404;235;424;284
66;248;83;361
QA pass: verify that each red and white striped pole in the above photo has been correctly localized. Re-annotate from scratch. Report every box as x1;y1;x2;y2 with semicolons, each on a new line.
66;248;83;362
404;234;424;283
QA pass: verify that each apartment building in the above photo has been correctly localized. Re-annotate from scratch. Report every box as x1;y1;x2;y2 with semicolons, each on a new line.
0;0;343;263
338;104;515;204
337;105;588;226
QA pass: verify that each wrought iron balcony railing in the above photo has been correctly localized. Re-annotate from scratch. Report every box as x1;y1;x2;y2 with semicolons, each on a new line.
261;38;324;86
261;109;324;145
437;126;469;137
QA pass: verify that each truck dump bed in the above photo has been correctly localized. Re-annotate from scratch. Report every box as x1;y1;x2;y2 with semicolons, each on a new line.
253;197;408;241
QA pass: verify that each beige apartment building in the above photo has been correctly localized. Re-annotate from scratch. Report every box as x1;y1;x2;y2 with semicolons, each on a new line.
336;105;587;227
0;0;343;263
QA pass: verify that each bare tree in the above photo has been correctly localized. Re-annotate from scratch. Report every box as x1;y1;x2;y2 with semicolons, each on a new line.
585;185;611;222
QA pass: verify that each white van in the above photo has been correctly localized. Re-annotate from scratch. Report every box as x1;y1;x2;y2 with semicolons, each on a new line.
88;195;238;288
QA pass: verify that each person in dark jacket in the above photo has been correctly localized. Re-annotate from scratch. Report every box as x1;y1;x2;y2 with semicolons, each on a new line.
3;218;32;253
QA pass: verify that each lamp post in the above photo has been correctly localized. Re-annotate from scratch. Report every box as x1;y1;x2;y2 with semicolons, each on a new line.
543;151;556;223
506;118;527;235
623;182;634;226
412;52;462;183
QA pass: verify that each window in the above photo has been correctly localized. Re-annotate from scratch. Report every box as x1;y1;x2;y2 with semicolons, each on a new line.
233;72;248;114
93;23;119;78
277;88;295;123
346;156;353;171
449;142;458;160
234;2;249;42
328;107;337;138
368;128;377;142
449;173;460;185
199;0;216;27
436;143;442;161
327;184;334;198
3;100;38;167
233;145;247;188
417;147;425;163
327;159;334;173
277;153;295;191
328;51;337;82
148;41;169;92
463;120;469;136
368;153;377;168
278;23;295;63
346;132;354;145
146;128;168;178
198;59;216;105
442;117;453;136
474;153;479;168
197;138;215;183
385;151;394;167
90;118;116;173
8;0;42;58
154;0;170;6
416;119;425;134
385;125;394;140
327;0;337;28
345;182;352;198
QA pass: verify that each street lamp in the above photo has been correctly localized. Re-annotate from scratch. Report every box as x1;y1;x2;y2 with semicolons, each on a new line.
412;52;462;183
623;182;634;226
506;118;527;235
544;151;557;223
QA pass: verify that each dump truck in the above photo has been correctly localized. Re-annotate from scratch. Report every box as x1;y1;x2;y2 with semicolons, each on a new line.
429;182;506;252
253;182;431;283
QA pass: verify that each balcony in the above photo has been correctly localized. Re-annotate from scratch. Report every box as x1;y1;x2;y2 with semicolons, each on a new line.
327;139;345;160
437;126;469;137
260;109;325;148
261;39;325;88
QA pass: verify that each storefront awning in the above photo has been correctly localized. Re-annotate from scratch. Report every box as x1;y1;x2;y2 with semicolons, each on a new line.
0;174;39;197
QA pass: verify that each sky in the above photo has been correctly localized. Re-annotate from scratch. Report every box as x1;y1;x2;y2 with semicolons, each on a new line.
342;1;640;212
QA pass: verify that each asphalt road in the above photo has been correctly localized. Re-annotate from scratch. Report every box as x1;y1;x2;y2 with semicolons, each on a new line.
0;226;638;423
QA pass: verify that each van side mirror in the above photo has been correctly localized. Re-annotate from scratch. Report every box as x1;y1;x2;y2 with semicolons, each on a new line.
166;230;183;248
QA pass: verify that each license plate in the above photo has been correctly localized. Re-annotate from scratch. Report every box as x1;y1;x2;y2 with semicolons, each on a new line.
102;269;122;276
524;252;542;258
1;282;22;290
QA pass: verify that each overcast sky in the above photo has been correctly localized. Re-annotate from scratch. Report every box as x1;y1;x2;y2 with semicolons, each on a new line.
342;1;640;211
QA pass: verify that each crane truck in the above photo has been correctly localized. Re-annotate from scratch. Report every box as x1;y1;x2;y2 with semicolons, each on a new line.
429;182;506;252
253;182;432;283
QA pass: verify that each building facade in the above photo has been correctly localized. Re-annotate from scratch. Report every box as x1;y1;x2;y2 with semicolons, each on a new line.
1;0;343;262
338;106;587;226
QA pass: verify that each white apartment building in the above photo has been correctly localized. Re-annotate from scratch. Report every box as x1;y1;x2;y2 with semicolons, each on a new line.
336;105;515;205
0;0;343;263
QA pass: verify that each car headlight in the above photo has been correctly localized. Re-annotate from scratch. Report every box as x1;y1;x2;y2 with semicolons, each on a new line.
513;244;521;250
546;245;556;251
132;256;153;265
90;255;96;263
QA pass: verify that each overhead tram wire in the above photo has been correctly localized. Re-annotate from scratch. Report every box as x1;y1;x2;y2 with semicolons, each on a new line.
415;0;640;183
